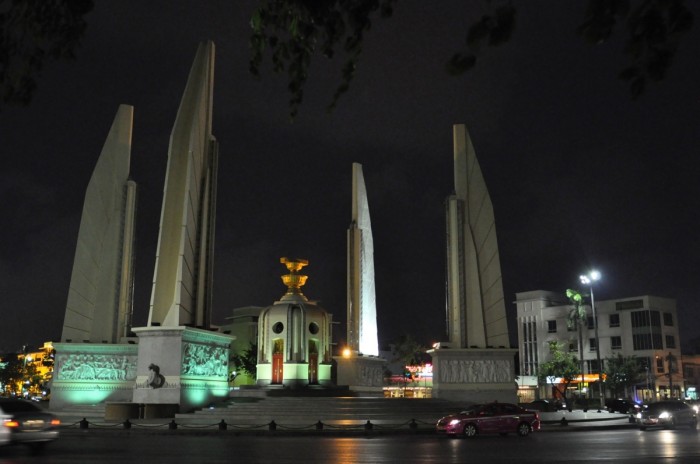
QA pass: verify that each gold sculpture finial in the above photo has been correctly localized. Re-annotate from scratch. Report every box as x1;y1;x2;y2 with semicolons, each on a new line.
280;257;309;296
280;257;308;273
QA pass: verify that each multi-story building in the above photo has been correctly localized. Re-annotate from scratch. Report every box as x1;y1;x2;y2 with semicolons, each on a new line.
517;290;684;403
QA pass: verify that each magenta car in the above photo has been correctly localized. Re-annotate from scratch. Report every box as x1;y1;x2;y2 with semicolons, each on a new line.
436;402;540;437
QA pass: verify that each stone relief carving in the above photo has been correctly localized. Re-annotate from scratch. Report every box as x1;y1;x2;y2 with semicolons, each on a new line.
358;365;384;387
181;342;228;377
56;353;137;381
438;359;511;383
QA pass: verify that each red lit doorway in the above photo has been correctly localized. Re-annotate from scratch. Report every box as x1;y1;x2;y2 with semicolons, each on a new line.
308;340;319;384
272;339;284;384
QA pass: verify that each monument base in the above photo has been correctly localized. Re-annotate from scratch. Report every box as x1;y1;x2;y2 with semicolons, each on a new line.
334;355;385;395
50;343;138;411
428;347;518;403
131;326;234;413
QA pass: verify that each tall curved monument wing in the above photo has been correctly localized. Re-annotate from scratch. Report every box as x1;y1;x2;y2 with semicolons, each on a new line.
347;163;379;356
61;104;136;343
148;41;218;328
446;124;509;348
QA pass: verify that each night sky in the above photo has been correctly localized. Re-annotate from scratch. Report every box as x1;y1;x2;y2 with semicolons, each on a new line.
2;1;699;354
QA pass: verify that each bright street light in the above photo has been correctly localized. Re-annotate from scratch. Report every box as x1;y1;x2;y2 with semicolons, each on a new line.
580;270;603;410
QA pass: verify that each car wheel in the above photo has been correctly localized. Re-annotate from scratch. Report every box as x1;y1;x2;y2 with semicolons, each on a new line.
516;422;531;437
28;442;47;455
639;426;647;431
463;423;478;438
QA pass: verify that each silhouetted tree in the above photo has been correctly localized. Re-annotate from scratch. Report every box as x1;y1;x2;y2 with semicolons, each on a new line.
538;341;579;410
249;0;694;118
0;0;94;108
604;353;643;399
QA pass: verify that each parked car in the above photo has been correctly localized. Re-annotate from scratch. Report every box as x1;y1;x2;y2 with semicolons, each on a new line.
0;411;10;447
436;402;540;437
636;400;698;431
605;398;641;414
0;398;60;452
526;399;564;412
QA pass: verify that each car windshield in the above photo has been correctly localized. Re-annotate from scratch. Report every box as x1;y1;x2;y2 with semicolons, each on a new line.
460;405;485;415
0;401;41;413
647;402;683;413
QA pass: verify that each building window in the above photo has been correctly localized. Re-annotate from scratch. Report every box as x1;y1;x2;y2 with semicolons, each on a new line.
609;313;620;327
684;366;694;379
587;316;595;329
589;338;597;351
569;343;577;352
663;312;674;326
611;336;622;350
586;359;602;374
632;333;663;350
656;357;664;374
547;320;557;333
631;310;660;328
665;335;676;349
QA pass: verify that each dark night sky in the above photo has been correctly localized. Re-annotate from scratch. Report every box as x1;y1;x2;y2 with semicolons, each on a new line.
1;1;699;353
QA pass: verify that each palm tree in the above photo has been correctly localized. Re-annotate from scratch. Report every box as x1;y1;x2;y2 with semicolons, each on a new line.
566;289;587;404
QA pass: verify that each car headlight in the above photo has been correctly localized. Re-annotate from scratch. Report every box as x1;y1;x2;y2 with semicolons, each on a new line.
449;419;461;426
659;412;670;419
693;405;699;413
636;412;642;419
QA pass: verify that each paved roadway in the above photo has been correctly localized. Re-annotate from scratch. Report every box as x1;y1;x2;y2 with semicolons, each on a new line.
1;426;699;463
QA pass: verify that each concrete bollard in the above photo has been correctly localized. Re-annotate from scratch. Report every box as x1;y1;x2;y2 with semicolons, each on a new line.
409;419;418;430
269;420;277;431
315;420;324;430
123;419;131;429
560;417;568;426
169;420;178;430
218;419;227;431
79;418;89;429
364;420;373;431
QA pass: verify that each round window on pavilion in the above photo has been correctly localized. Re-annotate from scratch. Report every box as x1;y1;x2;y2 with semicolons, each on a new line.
272;322;284;334
309;322;319;334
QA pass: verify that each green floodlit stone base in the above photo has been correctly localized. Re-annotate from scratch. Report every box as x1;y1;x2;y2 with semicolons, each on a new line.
50;342;139;411
132;326;234;413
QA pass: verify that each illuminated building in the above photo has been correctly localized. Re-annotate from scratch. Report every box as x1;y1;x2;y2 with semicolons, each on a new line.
516;291;685;402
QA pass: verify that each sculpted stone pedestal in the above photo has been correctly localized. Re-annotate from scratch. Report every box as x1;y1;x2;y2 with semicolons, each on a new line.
428;347;517;403
131;326;234;414
334;355;385;395
50;342;138;410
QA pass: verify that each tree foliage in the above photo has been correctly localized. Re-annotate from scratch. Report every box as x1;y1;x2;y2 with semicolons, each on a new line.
250;0;694;118
249;0;396;120
390;333;426;367
390;333;427;389
538;341;579;406
566;288;587;391
0;0;94;107
231;341;258;379
604;353;643;398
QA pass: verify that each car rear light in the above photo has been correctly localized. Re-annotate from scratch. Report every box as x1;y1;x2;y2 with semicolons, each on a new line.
50;419;61;426
3;420;20;428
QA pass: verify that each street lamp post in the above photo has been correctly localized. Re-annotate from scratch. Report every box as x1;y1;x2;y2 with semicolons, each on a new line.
580;270;604;410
